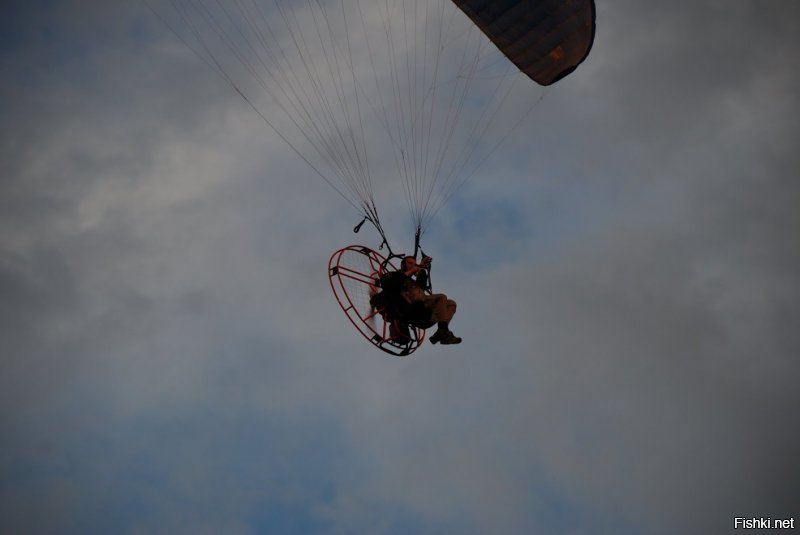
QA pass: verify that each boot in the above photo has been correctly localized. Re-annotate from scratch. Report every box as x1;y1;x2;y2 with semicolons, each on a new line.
439;331;462;345
389;322;411;345
430;328;461;345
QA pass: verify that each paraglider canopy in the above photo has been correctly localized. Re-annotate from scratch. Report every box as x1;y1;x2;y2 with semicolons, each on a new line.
451;0;596;86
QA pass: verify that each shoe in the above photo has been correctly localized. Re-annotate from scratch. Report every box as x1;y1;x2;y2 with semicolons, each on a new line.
391;334;412;346
429;329;446;344
439;332;462;345
430;329;461;345
390;322;411;345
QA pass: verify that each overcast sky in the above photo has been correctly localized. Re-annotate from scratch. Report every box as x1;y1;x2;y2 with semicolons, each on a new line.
2;1;799;534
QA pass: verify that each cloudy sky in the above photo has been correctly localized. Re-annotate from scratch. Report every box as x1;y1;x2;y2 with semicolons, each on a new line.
2;1;799;533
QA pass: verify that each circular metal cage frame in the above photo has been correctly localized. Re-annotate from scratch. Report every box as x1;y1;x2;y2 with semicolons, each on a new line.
328;245;426;356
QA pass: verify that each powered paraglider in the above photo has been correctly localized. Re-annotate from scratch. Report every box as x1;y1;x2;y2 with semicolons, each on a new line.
144;0;596;354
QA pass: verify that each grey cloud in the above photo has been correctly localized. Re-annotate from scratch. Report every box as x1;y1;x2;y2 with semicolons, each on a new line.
2;1;799;534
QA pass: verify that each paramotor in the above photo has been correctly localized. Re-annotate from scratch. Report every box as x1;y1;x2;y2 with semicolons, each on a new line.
329;245;426;356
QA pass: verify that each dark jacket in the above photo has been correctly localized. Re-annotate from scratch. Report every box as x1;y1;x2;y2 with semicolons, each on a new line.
371;268;430;324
